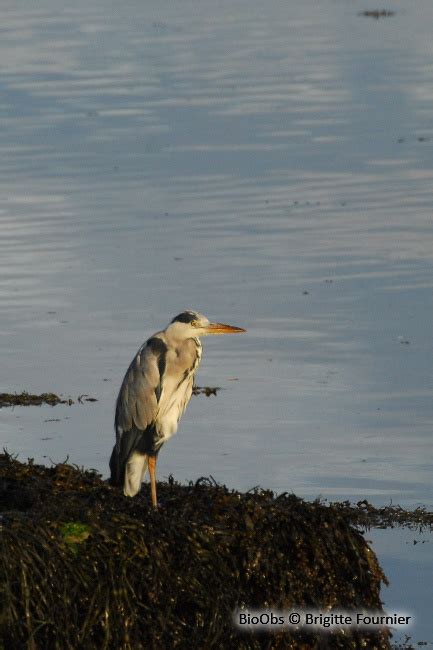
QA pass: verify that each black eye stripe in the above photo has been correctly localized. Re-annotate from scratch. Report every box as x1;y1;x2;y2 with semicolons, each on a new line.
171;311;197;324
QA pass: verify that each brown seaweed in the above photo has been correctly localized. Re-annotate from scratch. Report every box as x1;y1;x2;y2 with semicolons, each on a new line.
0;388;216;409
0;392;74;407
359;10;395;19
192;385;220;396
0;453;390;649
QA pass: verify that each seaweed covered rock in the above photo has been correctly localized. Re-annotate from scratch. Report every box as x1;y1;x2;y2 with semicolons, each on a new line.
0;454;390;649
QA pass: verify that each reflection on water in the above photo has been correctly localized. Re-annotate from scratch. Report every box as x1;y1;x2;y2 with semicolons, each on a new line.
1;0;432;643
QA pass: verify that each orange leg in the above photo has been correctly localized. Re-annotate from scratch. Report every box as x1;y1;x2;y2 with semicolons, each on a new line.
148;455;158;508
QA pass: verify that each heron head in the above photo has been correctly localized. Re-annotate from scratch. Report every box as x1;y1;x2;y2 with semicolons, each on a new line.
169;310;246;338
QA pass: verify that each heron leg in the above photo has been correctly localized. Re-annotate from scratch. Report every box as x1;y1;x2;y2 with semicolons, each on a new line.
148;455;158;508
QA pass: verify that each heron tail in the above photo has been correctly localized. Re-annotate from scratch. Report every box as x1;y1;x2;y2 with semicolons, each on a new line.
123;452;148;497
109;443;123;486
109;444;149;497
109;426;147;489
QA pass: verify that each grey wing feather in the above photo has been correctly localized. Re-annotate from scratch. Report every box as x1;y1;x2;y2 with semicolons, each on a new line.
109;339;164;486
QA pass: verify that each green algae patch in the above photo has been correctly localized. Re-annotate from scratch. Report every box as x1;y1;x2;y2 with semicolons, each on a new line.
60;522;92;553
0;453;390;649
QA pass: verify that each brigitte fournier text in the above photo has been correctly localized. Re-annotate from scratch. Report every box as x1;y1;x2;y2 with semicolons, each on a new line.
234;609;413;631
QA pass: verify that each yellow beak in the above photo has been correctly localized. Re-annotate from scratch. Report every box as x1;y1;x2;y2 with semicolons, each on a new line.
204;322;246;335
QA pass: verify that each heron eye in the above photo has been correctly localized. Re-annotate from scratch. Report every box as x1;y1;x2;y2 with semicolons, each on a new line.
191;320;198;327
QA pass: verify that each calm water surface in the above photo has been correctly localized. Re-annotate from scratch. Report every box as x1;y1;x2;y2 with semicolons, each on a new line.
1;0;432;644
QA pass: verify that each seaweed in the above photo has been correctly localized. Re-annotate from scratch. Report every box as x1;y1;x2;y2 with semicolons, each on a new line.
0;392;74;407
0;392;99;408
0;388;216;409
359;10;395;19
0;454;390;648
192;385;220;396
328;499;433;532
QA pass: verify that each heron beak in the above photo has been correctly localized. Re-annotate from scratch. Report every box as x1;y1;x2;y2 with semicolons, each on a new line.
204;322;246;335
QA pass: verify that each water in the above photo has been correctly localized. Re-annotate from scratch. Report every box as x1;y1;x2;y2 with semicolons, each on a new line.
1;0;432;644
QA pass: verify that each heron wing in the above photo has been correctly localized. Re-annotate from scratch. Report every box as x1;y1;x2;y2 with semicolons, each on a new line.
110;337;167;485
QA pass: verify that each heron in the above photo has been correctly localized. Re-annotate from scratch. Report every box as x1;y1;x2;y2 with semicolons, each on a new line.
109;310;246;507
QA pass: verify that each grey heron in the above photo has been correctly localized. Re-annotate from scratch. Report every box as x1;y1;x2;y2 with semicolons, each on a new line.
109;310;246;507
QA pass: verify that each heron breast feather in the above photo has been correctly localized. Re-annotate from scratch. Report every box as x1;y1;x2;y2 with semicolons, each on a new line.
156;375;194;439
